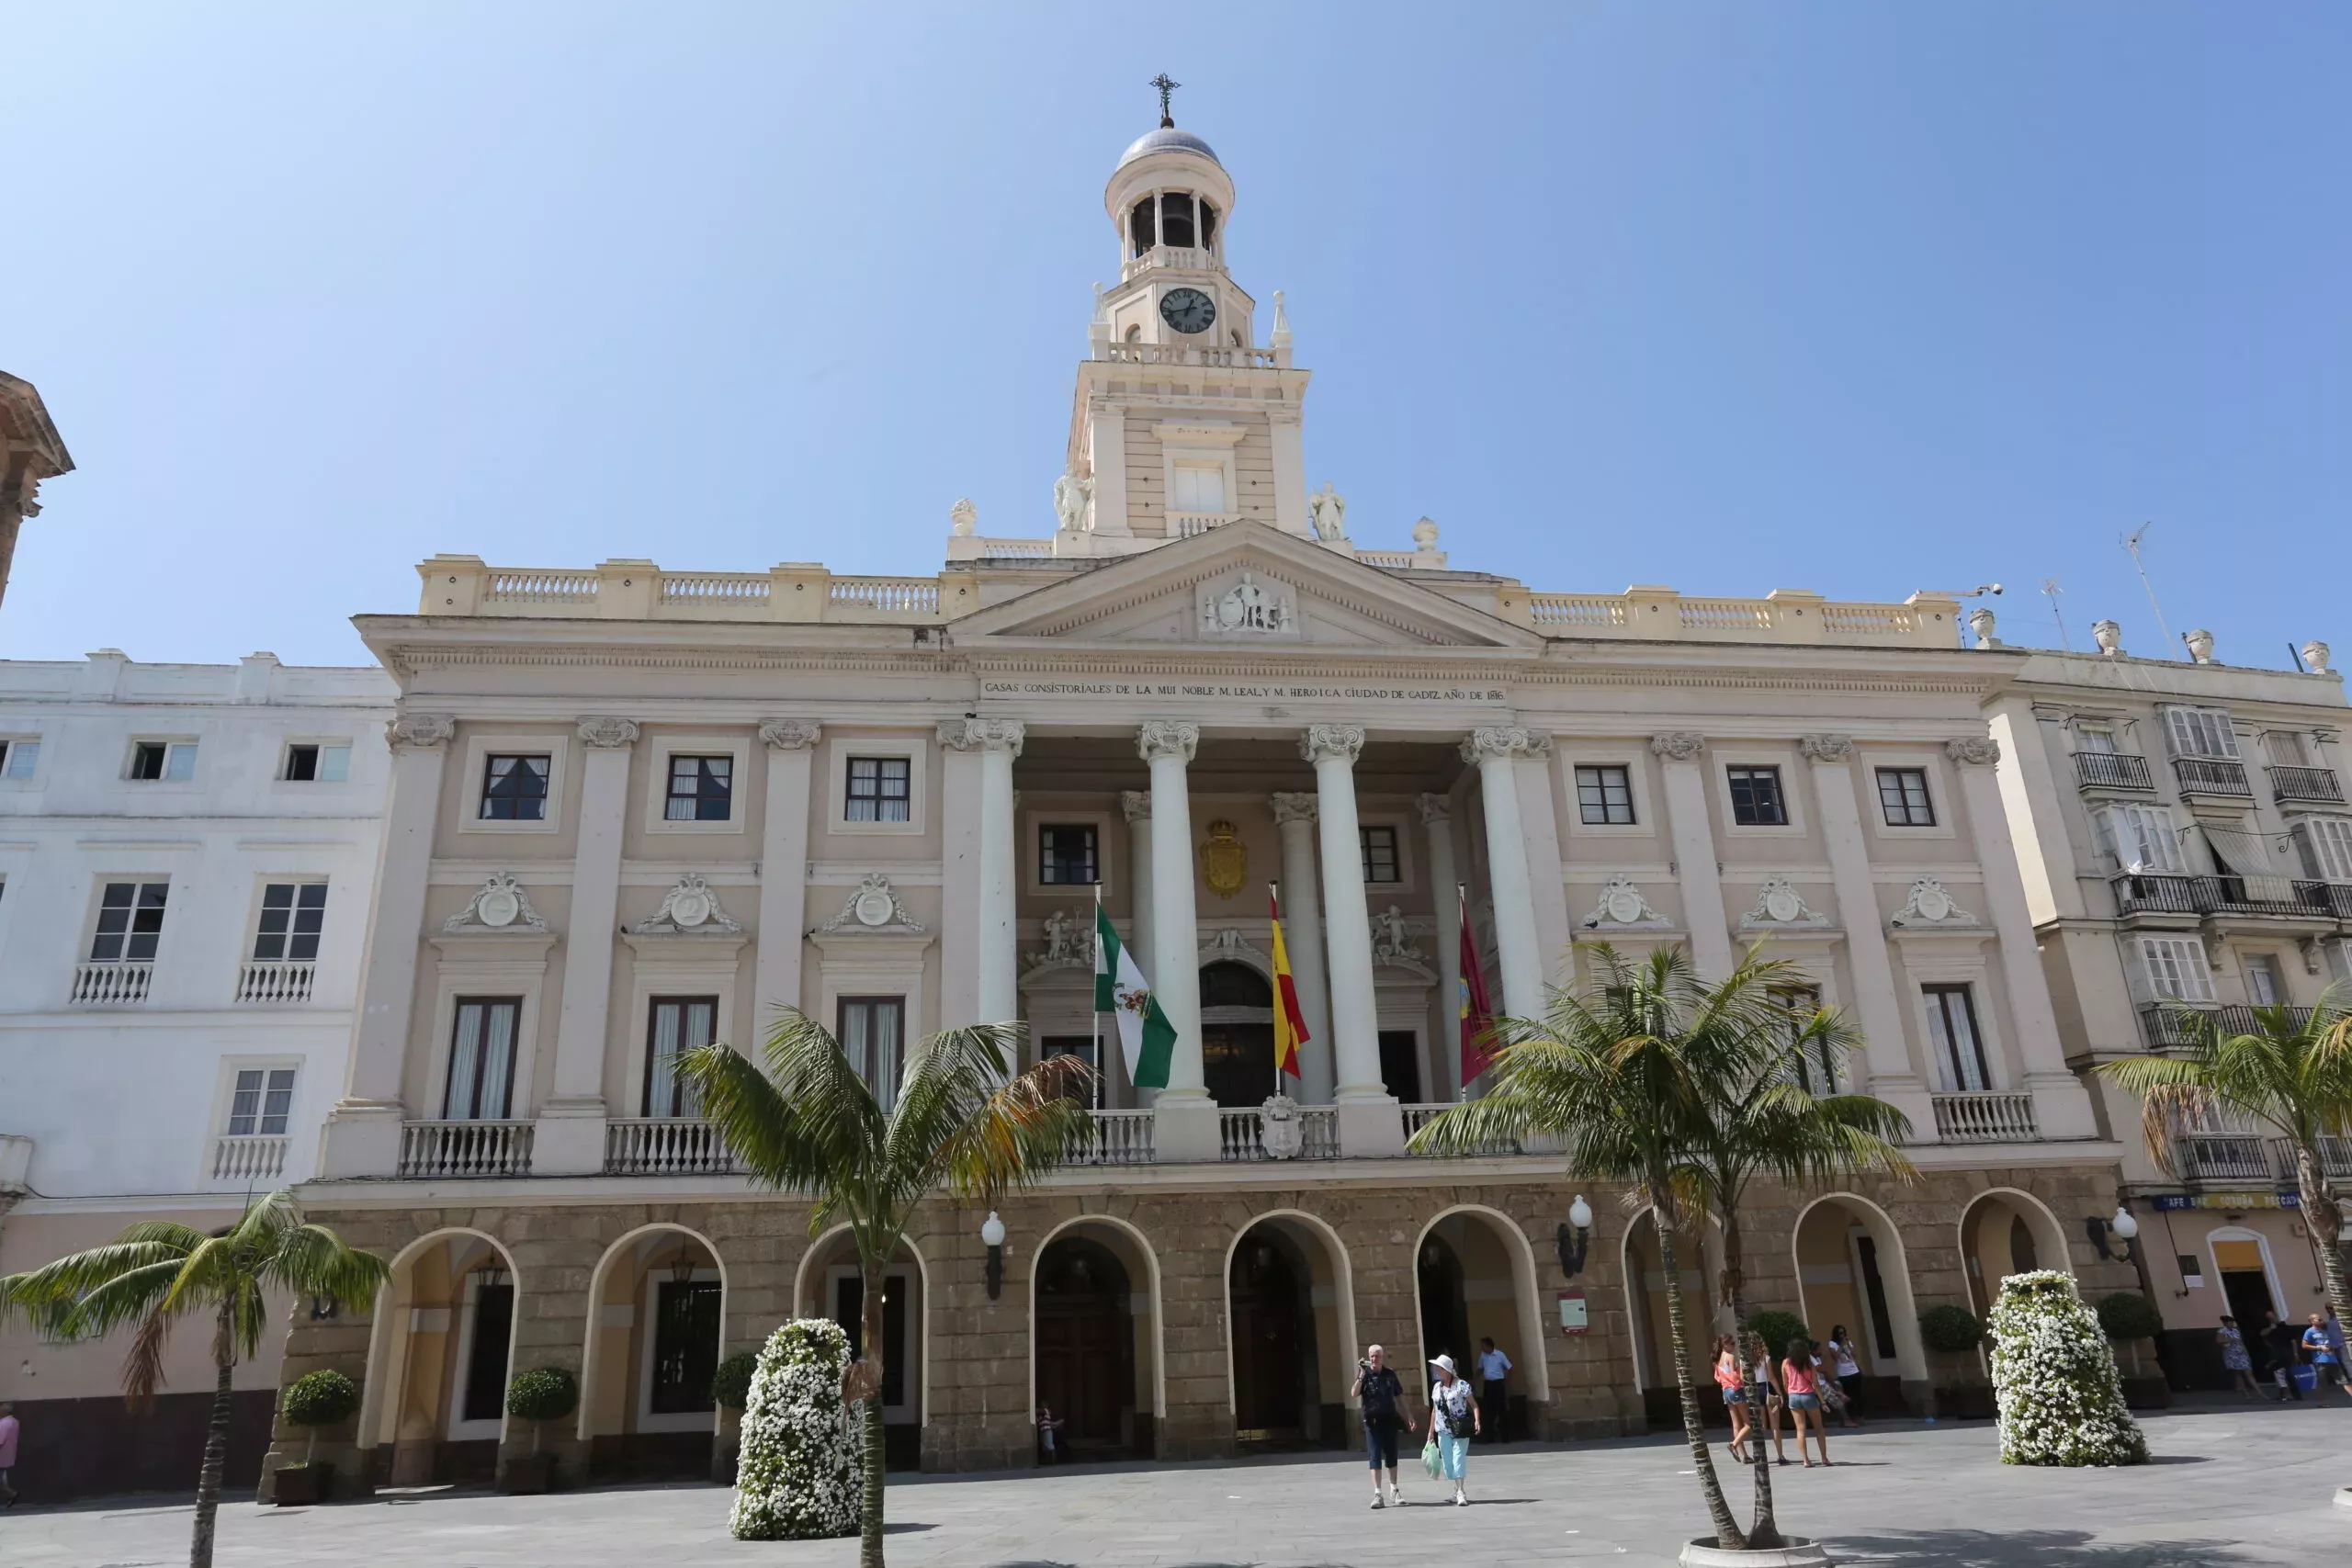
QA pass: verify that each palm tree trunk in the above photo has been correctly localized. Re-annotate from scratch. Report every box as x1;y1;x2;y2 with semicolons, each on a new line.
1719;1209;1783;1549
857;1258;888;1568
2292;1143;2352;1328
1655;1198;1744;1551
190;1302;234;1568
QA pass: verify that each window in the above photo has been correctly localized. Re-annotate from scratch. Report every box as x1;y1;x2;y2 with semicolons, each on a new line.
1038;824;1099;885
2163;706;2239;760
2138;937;2215;1003
2292;818;2352;883
2244;954;2283;1008
1171;462;1227;514
1772;986;1837;1094
664;755;732;822
839;997;905;1113
845;756;910;823
1876;768;1936;827
225;1066;296;1137
445;998;520;1120
459;1269;514;1425
644;997;715;1117
284;742;350;783
252;883;328;964
1923;984;1990;1091
2075;726;2118;755
1576;764;1635;825
2263;731;2311;768
1726;765;1787;826
90;882;168;963
1360;825;1400;883
1129;197;1156;254
129;740;198;781
480;754;550;820
1159;191;1196;248
649;1276;722;1415
2098;804;2183;873
0;739;39;779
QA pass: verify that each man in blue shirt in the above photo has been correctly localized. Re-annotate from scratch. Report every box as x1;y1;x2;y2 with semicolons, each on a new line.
2301;1314;2348;1402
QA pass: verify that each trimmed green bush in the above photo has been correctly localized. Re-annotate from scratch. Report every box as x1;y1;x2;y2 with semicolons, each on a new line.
2094;1292;2165;1342
730;1319;863;1540
1743;1310;1809;1359
282;1369;360;1428
1991;1270;2147;1466
712;1350;759;1412
505;1365;579;1424
1919;1303;1987;1354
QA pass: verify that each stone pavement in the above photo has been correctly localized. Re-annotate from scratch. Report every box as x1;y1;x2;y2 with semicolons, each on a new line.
6;1400;2349;1567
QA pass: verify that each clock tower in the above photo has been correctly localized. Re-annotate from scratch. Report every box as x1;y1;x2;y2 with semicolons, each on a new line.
1062;90;1314;552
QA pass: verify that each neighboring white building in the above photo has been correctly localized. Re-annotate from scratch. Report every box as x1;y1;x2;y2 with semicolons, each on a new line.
0;649;393;1497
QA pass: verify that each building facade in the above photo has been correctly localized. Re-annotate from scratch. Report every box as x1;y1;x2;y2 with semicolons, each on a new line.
1988;630;2352;1378
0;650;393;1495
255;118;2145;1492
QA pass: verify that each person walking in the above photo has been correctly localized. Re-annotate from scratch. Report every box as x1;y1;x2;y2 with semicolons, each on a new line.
1823;1325;1867;1425
2262;1310;2305;1402
1781;1337;1831;1468
0;1402;17;1509
1751;1341;1789;1463
1712;1335;1753;1463
2216;1316;2259;1400
1351;1344;1410;1508
2302;1314;2349;1404
1475;1337;1513;1443
1425;1354;1481;1506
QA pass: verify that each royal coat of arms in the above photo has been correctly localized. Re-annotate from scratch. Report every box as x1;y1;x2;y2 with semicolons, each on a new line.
1201;818;1249;899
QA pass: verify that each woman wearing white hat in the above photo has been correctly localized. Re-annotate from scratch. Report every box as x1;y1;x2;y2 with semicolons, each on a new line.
1423;1354;1482;1506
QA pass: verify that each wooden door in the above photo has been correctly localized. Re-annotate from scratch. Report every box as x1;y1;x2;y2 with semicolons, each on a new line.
1230;1238;1306;1436
1035;1237;1131;1450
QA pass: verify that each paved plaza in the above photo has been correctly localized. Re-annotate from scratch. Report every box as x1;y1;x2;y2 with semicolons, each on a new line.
8;1401;2350;1567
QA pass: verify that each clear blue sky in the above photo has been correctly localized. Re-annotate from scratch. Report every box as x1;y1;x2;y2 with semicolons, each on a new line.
6;3;2346;670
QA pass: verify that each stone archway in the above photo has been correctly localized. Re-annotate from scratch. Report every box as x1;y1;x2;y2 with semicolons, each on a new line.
577;1224;726;1479
1412;1205;1552;1438
360;1229;522;1487
1224;1212;1354;1450
1791;1194;1928;1414
796;1225;928;1472
1620;1209;1728;1429
1958;1188;2074;1317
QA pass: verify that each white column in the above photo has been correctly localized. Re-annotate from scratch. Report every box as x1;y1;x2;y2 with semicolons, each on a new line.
938;738;982;1028
1802;734;1933;1134
1513;739;1577;992
753;720;820;1036
1118;789;1154;1110
1464;728;1548;1022
1419;792;1463;1101
1270;791;1333;1103
940;719;1024;1027
1139;722;1216;1160
1951;736;2099;1138
320;712;453;1178
1651;732;1736;979
1306;724;1403;1155
540;716;637;1175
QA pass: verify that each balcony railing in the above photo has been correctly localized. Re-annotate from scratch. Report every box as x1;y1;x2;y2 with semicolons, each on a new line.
235;961;315;1004
398;1120;533;1179
604;1117;739;1176
211;1134;288;1182
2175;1133;2275;1183
2141;1002;2317;1048
1170;512;1238;538
2111;874;2347;920
1401;1102;1523;1156
1930;1092;2040;1144
1073;1110;1156;1166
2267;765;2346;805
2172;757;2253;796
1217;1106;1340;1162
2073;752;2155;792
70;962;152;1006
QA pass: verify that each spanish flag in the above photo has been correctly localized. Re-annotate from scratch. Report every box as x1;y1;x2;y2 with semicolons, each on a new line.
1268;885;1311;1080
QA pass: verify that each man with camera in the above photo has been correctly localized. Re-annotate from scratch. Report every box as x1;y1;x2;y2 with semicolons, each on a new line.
1351;1344;1413;1507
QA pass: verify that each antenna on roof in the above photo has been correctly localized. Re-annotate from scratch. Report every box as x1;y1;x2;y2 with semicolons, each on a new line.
1149;73;1181;128
2121;524;2177;660
2040;577;2070;650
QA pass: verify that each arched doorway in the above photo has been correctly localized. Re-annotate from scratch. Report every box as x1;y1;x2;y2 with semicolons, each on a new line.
796;1228;926;1472
1035;1233;1145;1459
1200;960;1274;1107
1414;1208;1549;1440
1226;1214;1352;1450
1621;1209;1727;1430
1791;1195;1928;1415
361;1231;520;1487
578;1226;725;1479
1418;1234;1469;1371
1958;1189;2073;1318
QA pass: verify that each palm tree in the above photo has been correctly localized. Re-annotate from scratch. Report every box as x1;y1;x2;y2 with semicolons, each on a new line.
0;1190;387;1568
1408;944;1910;1551
681;1010;1093;1568
2102;989;2352;1327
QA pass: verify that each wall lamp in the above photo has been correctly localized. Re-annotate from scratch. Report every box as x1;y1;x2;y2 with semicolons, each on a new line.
2086;1204;2139;1264
981;1211;1007;1301
1555;1193;1595;1279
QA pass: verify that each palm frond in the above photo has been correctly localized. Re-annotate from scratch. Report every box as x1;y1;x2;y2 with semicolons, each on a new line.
123;1309;174;1408
679;1009;883;1198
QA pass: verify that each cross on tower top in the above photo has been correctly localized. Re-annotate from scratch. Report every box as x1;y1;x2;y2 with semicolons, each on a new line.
1149;73;1181;128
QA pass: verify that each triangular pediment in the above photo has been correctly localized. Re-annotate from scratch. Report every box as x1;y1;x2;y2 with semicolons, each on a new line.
953;525;1541;651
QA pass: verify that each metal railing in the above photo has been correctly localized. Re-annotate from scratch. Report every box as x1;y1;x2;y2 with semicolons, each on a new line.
2111;874;2346;919
1929;1092;2040;1144
1074;1110;1156;1166
398;1120;533;1179
2175;1133;2274;1184
2172;757;2253;796
211;1134;288;1182
235;960;315;1004
604;1118;739;1176
2267;765;2346;804
2141;1002;2316;1049
70;962;152;1006
2073;752;2154;791
1401;1102;1521;1156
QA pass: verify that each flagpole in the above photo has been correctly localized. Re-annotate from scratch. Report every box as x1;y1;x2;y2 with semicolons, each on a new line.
1269;882;1282;1101
1092;884;1104;1114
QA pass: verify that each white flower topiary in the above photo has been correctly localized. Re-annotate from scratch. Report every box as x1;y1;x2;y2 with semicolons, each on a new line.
729;1318;865;1540
1989;1269;2148;1467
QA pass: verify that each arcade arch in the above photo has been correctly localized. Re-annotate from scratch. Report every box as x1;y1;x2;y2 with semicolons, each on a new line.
1411;1205;1550;1434
576;1224;726;1476
1029;1214;1163;1459
795;1225;930;1471
1958;1188;2073;1317
1790;1194;1928;1408
1224;1211;1356;1449
1621;1209;1729;1405
358;1229;520;1487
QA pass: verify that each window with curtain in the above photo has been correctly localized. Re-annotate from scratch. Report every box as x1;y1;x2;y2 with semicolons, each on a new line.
839;996;905;1112
845;757;910;822
1923;984;1990;1091
2137;937;2215;1003
481;754;550;820
644;997;716;1117
2098;804;2183;872
225;1066;297;1136
2292;818;2352;882
2074;726;2117;754
2163;707;2239;760
446;998;520;1120
664;756;733;821
1771;985;1836;1094
2243;954;2283;1007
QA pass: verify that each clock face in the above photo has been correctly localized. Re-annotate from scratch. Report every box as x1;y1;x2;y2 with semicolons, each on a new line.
1159;287;1216;334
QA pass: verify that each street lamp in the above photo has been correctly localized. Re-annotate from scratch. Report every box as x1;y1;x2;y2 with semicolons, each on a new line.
2086;1204;2139;1263
981;1211;1007;1301
1556;1193;1594;1279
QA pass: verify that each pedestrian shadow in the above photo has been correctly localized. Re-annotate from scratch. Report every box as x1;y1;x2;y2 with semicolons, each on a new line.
1828;1527;2265;1566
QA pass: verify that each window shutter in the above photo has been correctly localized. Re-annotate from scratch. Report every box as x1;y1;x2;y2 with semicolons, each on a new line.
2136;936;2214;1003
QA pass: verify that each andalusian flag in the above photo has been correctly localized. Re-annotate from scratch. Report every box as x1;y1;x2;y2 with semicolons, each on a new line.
1094;903;1175;1089
1269;886;1312;1080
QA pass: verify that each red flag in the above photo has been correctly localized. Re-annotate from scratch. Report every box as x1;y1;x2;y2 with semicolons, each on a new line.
1457;886;1497;1085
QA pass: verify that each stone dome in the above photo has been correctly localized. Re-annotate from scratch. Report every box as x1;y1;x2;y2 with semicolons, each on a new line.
1118;125;1221;168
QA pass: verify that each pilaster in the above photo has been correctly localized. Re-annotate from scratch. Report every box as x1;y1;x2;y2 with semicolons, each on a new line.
940;718;1026;1029
1650;732;1735;978
539;716;636;1175
1464;728;1549;1022
753;720;820;1033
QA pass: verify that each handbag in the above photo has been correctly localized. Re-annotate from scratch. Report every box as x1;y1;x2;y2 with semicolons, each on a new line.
1422;1436;1443;1477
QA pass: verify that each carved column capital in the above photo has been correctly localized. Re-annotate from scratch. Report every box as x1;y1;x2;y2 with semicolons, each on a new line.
1271;790;1319;826
936;717;1025;755
1415;791;1453;827
758;718;822;751
1301;724;1365;766
1136;720;1199;764
385;713;456;750
1648;731;1707;762
1120;788;1152;823
1460;726;1533;765
577;716;640;750
1945;736;2002;767
1798;733;1854;763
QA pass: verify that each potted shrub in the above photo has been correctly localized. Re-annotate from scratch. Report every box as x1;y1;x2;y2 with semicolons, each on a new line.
1920;1303;1995;1418
274;1369;360;1505
710;1350;758;1485
2094;1291;2173;1410
500;1366;579;1494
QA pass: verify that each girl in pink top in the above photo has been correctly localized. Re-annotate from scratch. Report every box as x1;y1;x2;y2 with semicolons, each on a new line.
1781;1338;1831;1467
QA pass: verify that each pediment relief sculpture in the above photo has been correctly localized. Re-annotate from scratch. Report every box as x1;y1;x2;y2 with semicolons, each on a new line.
442;871;548;935
1197;570;1297;638
1370;905;1426;962
817;874;926;935
1581;874;1674;931
630;873;741;935
1737;875;1828;930
1889;876;1979;929
1022;907;1094;976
